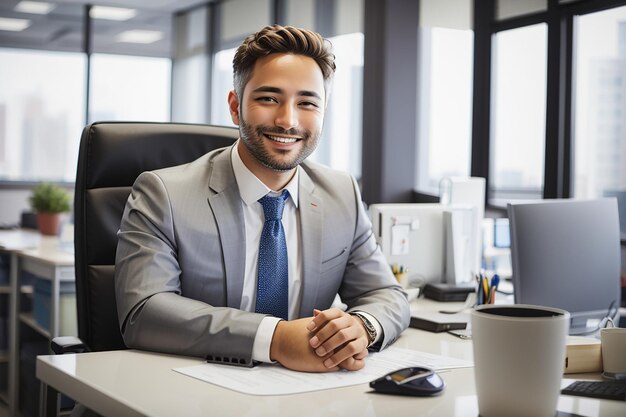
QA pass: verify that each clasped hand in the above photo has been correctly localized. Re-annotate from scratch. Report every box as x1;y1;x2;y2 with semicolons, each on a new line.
269;308;369;372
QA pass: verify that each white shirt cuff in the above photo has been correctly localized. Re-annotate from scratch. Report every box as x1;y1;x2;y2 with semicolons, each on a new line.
355;311;383;345
252;316;282;363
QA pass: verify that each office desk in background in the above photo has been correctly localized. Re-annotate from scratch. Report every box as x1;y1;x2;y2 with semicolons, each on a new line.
36;298;625;417
0;229;75;417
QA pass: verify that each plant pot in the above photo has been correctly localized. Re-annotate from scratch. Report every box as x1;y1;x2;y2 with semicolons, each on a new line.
36;212;62;236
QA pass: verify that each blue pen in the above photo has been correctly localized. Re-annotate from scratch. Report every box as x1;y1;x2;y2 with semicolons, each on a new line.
489;274;500;304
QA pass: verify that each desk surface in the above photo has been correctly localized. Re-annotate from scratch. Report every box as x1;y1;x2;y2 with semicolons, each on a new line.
0;229;73;265
0;229;40;251
36;299;624;417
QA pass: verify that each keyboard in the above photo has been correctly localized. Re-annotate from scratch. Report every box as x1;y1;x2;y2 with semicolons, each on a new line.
561;380;626;401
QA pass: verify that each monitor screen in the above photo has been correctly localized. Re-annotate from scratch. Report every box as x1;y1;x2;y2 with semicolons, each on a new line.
508;198;621;334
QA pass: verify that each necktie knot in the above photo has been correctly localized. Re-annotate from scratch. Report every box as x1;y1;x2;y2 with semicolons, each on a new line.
258;190;289;221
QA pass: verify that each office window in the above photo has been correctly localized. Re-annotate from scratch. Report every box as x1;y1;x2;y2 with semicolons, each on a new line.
490;24;548;205
573;6;626;238
310;32;364;178
416;27;474;193
89;54;171;123
415;0;473;194
0;48;86;182
211;47;237;127
171;6;210;124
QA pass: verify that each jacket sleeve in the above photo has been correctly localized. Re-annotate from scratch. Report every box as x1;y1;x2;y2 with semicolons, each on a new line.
114;171;263;364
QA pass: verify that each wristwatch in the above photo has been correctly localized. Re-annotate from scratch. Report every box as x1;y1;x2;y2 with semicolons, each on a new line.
350;312;377;348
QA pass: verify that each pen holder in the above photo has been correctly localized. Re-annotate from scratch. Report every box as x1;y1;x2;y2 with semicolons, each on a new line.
393;272;409;288
475;274;500;306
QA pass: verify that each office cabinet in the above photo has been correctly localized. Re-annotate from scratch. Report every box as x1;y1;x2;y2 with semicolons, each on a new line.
0;230;75;417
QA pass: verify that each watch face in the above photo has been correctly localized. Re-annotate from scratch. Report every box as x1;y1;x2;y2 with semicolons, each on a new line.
354;313;376;343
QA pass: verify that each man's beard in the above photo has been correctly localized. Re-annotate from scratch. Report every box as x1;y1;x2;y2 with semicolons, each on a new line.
239;116;321;172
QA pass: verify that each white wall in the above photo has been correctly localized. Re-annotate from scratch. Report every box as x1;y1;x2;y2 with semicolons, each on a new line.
0;189;31;226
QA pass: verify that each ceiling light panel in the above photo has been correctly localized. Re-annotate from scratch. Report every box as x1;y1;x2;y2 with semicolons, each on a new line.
14;1;56;15
115;30;163;44
90;6;137;21
0;17;32;31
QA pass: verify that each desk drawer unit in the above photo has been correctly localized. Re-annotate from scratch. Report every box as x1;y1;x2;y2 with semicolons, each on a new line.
33;278;77;336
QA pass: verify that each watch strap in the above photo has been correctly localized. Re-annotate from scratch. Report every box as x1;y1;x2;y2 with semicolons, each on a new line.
350;312;377;348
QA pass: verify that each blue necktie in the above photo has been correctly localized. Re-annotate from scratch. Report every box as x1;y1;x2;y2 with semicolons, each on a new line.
255;190;289;320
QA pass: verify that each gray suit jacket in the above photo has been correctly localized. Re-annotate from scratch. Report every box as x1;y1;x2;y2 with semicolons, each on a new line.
115;145;410;364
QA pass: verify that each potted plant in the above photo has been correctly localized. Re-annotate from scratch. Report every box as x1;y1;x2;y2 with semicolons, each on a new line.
29;182;71;236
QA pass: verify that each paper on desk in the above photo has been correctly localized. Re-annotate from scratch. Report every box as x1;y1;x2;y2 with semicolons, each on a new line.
173;346;473;396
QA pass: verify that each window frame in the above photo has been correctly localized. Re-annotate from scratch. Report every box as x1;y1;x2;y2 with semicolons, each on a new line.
471;0;626;213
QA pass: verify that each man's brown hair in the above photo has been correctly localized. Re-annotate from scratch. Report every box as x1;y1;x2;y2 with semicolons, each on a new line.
232;25;336;100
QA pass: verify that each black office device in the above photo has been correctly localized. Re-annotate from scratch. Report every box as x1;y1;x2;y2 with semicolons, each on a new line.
370;367;445;396
409;315;467;333
561;380;626;401
423;283;475;302
508;198;621;335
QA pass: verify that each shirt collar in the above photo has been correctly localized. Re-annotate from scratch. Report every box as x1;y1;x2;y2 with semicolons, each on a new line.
231;140;299;208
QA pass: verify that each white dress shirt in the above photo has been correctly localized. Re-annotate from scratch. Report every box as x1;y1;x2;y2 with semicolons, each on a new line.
231;144;302;362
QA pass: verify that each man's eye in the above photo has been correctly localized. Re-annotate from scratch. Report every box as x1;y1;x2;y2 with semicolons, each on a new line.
256;96;277;103
300;101;319;108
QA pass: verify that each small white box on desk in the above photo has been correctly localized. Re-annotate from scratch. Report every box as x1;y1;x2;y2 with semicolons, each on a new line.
369;204;445;286
564;336;602;374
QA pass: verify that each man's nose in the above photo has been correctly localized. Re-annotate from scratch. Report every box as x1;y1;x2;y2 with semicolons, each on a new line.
274;103;299;130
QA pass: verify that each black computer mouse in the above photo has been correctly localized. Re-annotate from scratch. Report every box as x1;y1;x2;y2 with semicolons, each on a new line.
369;366;445;396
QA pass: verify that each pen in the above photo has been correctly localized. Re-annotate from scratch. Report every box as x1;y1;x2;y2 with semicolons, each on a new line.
476;274;483;305
482;277;489;305
489;274;500;304
490;275;500;304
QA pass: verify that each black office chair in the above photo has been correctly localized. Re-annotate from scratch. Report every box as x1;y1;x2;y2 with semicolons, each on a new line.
73;121;238;351
43;121;238;415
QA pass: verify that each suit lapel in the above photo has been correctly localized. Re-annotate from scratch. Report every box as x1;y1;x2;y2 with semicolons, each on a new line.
207;146;245;309
298;167;323;317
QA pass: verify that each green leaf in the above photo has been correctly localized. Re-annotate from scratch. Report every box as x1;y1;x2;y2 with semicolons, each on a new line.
29;182;71;213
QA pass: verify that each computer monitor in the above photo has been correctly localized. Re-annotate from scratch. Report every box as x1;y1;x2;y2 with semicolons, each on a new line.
508;198;621;335
369;204;446;285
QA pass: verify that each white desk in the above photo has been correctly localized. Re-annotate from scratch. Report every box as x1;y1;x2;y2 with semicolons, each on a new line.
35;298;625;417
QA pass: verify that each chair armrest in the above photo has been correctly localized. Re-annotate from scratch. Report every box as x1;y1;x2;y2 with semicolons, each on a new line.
51;336;90;354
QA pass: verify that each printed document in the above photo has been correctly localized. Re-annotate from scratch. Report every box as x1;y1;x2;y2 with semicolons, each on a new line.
174;346;473;395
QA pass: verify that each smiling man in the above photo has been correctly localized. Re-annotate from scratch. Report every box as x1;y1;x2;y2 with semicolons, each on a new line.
114;25;410;372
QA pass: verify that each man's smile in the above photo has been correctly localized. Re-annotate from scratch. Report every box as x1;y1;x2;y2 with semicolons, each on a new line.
264;134;302;144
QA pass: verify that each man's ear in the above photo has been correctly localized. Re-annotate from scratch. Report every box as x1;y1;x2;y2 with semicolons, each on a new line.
228;90;240;125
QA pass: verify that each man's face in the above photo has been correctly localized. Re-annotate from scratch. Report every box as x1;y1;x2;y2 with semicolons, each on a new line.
229;53;326;172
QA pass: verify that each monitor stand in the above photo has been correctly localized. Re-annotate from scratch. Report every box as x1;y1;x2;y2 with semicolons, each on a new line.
568;316;602;337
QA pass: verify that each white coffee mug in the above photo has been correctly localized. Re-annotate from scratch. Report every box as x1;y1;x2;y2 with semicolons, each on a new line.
471;304;570;417
600;327;626;379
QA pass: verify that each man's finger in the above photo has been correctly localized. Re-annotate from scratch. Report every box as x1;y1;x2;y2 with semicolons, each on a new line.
306;308;344;331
